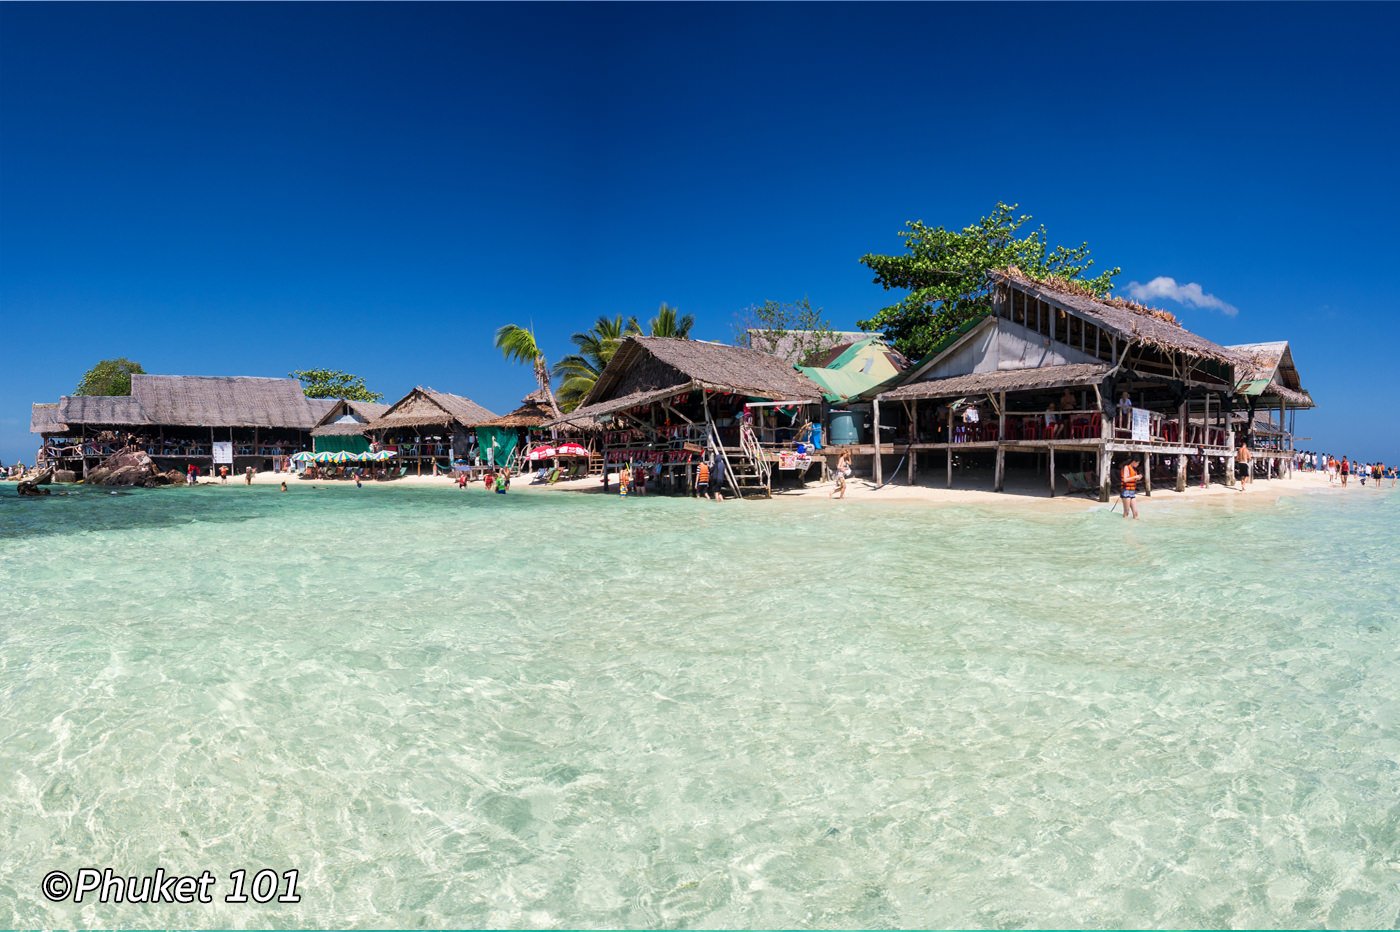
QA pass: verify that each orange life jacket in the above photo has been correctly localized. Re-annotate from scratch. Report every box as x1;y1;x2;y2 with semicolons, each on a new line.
1121;463;1139;492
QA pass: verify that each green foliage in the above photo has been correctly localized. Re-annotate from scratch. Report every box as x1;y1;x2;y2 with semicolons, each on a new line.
553;315;635;412
857;202;1119;360
735;298;840;365
75;357;145;396
495;324;560;415
289;369;383;402
646;303;694;339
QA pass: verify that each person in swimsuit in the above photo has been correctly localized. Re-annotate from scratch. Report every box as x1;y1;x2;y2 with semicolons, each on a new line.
1120;455;1141;520
1237;440;1252;489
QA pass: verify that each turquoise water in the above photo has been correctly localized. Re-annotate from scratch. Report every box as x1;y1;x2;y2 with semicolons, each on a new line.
1;484;1397;928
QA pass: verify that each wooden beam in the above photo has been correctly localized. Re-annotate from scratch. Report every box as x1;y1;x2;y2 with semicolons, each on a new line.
908;399;917;484
872;397;882;486
946;406;953;488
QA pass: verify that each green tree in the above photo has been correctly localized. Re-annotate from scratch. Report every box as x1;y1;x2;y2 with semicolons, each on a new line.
75;357;145;396
858;202;1119;359
553;315;636;412
289;369;383;402
646;303;694;339
734;298;840;366
494;324;560;416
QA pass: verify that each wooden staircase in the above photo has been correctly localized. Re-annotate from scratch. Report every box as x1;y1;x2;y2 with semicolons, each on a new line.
708;421;771;498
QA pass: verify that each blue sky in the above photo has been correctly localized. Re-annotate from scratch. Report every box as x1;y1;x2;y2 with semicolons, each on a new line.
3;2;1397;463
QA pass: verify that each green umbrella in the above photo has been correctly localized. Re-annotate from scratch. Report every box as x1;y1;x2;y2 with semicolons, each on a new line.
312;451;338;463
290;452;315;463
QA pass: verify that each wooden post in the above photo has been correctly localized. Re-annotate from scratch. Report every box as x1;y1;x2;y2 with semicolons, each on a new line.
994;391;1006;493
1176;400;1188;492
872;397;882;486
1048;444;1055;497
946;405;953;489
1098;445;1111;503
1225;425;1235;488
908;399;917;485
1143;451;1152;496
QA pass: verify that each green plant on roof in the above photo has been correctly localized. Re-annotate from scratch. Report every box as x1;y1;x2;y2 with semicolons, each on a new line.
858;202;1119;360
75;357;145;396
290;369;383;402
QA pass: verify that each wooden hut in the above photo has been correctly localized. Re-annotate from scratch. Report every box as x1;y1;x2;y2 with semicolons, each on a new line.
854;268;1273;500
475;388;592;473
310;399;391;454
1227;341;1313;479
365;387;497;475
549;336;824;497
32;375;333;476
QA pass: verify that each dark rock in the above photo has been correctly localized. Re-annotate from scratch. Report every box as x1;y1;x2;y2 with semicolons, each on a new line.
17;468;54;496
87;447;170;487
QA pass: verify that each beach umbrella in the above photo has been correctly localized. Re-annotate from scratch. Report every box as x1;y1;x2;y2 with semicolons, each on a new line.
291;452;316;463
371;449;396;461
330;451;357;463
553;442;589;457
311;451;337;463
527;444;558;461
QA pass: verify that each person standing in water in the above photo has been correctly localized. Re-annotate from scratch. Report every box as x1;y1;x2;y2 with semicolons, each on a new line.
710;454;726;501
1119;455;1141;520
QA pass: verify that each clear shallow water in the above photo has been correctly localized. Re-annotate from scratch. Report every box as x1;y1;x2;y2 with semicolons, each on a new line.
1;484;1397;928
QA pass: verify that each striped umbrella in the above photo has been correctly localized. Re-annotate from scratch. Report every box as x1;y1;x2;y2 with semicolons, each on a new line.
330;451;357;463
290;452;316;463
312;451;339;463
370;449;396;461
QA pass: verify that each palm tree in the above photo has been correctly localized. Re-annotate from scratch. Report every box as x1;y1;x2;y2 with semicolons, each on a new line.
494;324;560;416
647;303;694;339
552;315;639;411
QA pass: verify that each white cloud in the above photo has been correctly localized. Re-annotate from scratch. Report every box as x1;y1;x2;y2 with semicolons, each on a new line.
1126;276;1239;317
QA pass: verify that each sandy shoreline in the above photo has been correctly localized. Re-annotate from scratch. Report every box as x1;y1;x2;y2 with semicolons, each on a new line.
113;466;1380;512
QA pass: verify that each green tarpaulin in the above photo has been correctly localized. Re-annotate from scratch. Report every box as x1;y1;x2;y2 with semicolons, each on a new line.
475;427;518;467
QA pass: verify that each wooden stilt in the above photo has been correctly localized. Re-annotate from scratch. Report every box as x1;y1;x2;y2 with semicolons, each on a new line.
872;397;882;486
1176;400;1188;492
1098;445;1111;503
945;406;953;488
1048;444;1055;497
1143;452;1152;496
908;399;917;485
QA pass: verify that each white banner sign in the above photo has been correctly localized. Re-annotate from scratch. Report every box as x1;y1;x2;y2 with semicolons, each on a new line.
1130;408;1151;443
212;441;234;465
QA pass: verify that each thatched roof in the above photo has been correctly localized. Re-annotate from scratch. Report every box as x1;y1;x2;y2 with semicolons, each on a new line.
597;337;821;404
877;363;1112;402
747;329;875;366
992;269;1241;365
30;403;67;434
1226;342;1312;408
310;399;391;436
45;375;332;429
367;387;497;431
133;375;330;428
479;388;559;428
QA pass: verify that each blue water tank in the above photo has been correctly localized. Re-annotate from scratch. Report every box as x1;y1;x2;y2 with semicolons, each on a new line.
828;410;863;445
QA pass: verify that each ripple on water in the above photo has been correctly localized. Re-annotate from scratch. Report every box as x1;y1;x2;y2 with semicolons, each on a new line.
1;485;1398;927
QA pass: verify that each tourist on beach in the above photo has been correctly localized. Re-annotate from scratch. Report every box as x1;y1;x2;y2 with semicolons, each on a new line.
245;466;254;486
494;471;508;494
829;451;851;500
619;464;631;497
634;463;647;496
711;455;726;500
1238;440;1252;489
1119;455;1141;520
280;480;288;492
219;465;229;484
694;459;709;498
1341;456;1350;487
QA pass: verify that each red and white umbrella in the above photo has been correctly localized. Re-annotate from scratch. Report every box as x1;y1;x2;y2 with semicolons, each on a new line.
527;442;590;461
